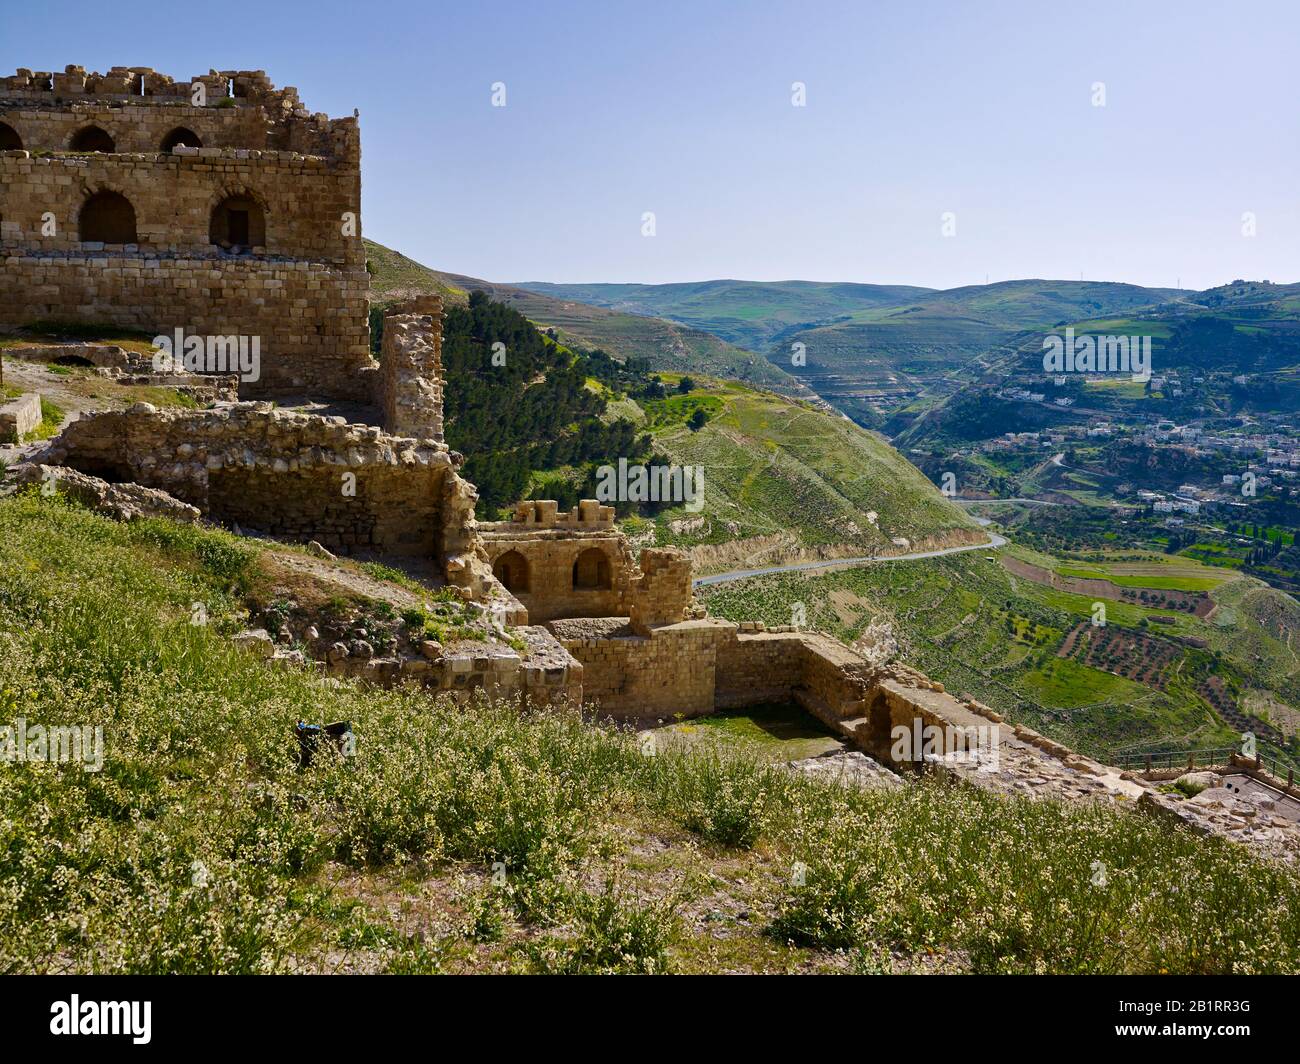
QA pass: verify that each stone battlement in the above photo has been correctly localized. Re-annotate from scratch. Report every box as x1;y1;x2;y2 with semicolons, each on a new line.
0;67;354;160
481;499;618;531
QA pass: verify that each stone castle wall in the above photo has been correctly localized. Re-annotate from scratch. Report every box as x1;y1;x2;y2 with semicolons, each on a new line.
0;66;369;401
549;617;731;718
0;67;354;159
478;525;635;623
478;502;695;627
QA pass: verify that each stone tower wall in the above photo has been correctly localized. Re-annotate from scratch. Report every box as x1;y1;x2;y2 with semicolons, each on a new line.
0;66;369;401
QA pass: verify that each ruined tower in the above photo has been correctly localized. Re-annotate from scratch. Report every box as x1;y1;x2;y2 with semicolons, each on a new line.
0;65;372;400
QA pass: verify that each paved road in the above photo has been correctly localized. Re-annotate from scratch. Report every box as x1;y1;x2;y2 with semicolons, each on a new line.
693;532;1009;588
953;497;1062;507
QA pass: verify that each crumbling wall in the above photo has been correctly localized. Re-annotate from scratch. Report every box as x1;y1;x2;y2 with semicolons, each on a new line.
0;66;354;158
41;402;464;557
378;297;444;441
478;511;636;623
549;617;731;719
0;392;40;442
627;548;694;632
478;504;693;626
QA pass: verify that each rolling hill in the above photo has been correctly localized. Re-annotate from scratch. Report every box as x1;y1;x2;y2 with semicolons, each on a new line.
363;241;808;397
512;277;1188;427
511;278;933;352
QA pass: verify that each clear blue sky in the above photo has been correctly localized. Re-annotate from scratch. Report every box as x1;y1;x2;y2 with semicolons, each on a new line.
4;0;1297;290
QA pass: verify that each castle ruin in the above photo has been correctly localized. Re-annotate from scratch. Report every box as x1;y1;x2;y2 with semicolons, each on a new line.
0;66;370;399
9;66;1298;858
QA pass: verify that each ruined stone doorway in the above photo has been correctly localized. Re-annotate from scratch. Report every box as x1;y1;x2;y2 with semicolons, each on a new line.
210;194;265;250
493;550;530;593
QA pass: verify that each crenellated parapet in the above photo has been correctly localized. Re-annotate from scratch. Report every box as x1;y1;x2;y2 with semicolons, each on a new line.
0;64;368;401
0;66;356;161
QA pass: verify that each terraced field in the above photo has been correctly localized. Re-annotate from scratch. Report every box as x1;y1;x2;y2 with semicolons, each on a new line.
700;547;1299;769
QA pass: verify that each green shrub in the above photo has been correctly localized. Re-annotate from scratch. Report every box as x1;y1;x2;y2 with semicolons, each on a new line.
527;879;678;974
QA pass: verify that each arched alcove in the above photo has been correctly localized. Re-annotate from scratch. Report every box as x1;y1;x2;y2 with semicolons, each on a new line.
69;125;115;152
493;550;531;593
160;126;202;151
572;548;611;591
79;190;137;244
209;193;266;250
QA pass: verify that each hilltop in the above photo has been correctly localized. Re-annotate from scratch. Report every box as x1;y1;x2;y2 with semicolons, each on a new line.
611;373;982;573
512;278;932;352
364;241;978;563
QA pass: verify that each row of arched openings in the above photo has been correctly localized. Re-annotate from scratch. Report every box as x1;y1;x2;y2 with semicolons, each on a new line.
77;189;265;248
491;548;613;594
0;121;202;153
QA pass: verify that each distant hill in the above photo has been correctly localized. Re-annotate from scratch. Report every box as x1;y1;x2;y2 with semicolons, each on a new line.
364;240;979;561
512;278;932;352
511;277;1188;427
363;240;808;397
363;248;975;555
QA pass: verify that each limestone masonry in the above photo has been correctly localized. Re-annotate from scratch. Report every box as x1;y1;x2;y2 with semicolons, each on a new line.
0;66;369;399
5;64;1298;864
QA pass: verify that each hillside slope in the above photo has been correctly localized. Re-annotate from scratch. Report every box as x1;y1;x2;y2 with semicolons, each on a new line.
364;242;977;560
512;277;1186;428
363;240;807;397
3;493;1298;974
622;374;983;573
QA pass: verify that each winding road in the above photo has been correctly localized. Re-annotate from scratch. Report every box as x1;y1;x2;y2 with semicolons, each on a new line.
693;532;1008;588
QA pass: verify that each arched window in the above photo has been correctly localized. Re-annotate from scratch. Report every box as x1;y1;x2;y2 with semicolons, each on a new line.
572;548;611;591
79;191;137;244
493;550;530;593
69;125;115;152
0;122;22;151
160;126;202;151
209;193;265;251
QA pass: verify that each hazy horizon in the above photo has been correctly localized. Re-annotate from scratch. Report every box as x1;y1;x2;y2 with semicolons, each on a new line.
5;0;1299;291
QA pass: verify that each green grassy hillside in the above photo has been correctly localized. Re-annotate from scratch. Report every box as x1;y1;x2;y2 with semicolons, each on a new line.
3;492;1298;974
510;277;1185;428
364;240;805;396
630;374;981;566
358;257;977;556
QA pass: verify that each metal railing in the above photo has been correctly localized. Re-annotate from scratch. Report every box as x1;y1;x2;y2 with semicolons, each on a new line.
1115;747;1298;788
1113;747;1238;773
